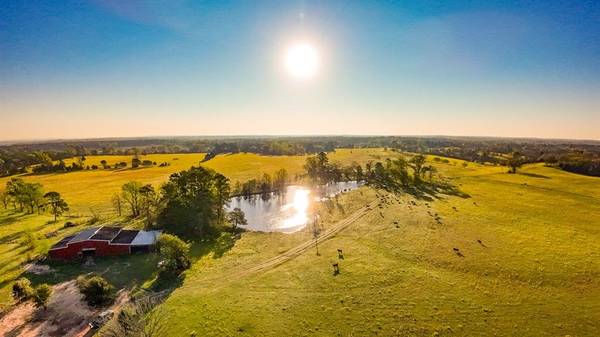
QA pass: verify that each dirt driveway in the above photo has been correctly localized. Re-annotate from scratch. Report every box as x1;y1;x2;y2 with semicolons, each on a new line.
0;280;126;337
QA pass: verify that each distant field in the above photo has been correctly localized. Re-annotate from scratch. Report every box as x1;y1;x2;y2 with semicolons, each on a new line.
158;160;600;336
0;148;392;215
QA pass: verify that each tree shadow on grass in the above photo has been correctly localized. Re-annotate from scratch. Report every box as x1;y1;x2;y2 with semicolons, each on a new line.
0;211;28;227
0;231;23;244
518;172;551;179
186;230;241;260
373;180;470;201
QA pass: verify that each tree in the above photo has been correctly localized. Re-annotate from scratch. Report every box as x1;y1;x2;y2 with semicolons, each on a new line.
139;184;159;226
227;208;248;232
77;275;114;306
100;159;108;169
388;157;410;189
158;166;230;237
507;152;524;173
273;168;289;191
304;152;332;184
77;155;86;168
132;156;142;168
423;165;438;182
12;278;33;302
259;173;272;194
0;190;9;209
32;284;52;310
44;191;69;222
409;154;427;182
112;193;122;216
6;178;26;211
122;181;142;217
213;174;231;223
157;233;191;273
5;178;41;213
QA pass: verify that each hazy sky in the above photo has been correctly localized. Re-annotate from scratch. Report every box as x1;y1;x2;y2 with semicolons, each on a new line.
1;0;599;141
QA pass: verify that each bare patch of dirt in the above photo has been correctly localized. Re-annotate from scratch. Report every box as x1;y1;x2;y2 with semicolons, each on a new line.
0;280;128;337
23;264;54;275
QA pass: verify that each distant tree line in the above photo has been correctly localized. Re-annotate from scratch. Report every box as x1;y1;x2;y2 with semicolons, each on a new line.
2;136;600;177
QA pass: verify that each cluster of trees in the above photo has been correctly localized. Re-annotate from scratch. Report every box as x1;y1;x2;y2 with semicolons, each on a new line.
304;152;364;184
363;155;438;191
302;152;440;195
1;178;69;220
12;278;53;310
158;166;230;237
131;156;159;168
112;181;160;226
231;169;289;197
114;166;231;237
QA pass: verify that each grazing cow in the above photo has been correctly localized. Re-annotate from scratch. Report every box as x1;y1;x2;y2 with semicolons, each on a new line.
453;247;464;257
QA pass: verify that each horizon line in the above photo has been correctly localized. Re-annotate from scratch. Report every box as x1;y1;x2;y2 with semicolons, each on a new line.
1;133;600;146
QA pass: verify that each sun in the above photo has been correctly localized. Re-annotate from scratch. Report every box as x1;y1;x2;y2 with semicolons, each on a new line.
284;42;320;80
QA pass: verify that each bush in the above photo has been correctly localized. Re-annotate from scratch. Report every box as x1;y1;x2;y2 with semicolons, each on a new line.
77;275;115;306
12;278;33;301
32;284;52;309
157;233;191;273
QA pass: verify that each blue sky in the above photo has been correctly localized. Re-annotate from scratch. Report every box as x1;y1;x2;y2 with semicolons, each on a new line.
1;0;599;140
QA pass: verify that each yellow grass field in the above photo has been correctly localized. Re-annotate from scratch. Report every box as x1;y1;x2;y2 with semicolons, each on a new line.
0;148;391;215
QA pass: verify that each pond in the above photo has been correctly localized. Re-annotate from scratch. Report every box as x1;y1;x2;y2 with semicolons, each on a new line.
227;181;364;233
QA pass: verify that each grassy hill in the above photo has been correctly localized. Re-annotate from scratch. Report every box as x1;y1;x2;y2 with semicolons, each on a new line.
156;161;600;336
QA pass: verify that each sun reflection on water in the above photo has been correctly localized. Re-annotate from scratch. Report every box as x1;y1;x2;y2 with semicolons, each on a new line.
281;188;311;230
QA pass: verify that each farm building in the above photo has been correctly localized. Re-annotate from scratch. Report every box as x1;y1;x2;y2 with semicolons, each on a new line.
49;226;161;260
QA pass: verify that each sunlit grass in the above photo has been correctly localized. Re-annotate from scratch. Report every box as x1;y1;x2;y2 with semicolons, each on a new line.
158;160;600;336
0;148;396;308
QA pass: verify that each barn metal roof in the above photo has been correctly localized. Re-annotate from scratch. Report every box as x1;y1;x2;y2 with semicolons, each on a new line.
50;226;161;251
90;226;122;241
68;227;100;244
51;235;76;249
110;229;139;244
131;230;161;246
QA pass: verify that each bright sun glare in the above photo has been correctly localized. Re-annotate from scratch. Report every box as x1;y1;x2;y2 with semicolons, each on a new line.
284;42;320;80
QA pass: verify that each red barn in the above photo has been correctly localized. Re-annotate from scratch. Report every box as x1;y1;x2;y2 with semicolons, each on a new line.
49;226;161;260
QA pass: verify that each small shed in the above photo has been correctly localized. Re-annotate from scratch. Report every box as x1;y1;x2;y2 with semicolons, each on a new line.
49;226;161;260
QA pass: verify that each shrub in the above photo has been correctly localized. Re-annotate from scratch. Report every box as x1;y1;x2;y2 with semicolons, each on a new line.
12;278;33;301
77;275;115;306
32;284;52;309
157;233;191;273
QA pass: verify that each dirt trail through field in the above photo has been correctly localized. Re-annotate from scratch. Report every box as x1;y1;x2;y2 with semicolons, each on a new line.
179;199;379;292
